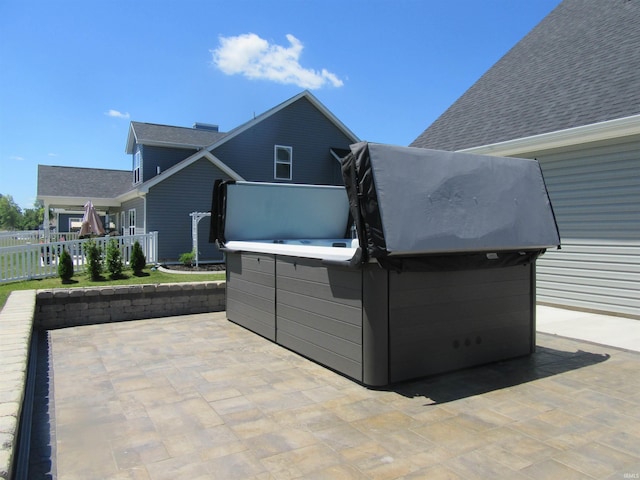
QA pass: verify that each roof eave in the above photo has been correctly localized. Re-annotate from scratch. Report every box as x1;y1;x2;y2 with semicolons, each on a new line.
458;114;640;156
125;123;138;154
37;195;123;209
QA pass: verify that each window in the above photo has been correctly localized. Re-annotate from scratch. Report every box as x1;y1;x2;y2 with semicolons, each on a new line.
274;145;292;180
133;147;142;184
69;217;82;232
128;209;136;235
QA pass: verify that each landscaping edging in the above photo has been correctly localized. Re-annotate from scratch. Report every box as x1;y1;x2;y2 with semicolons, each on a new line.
0;281;226;479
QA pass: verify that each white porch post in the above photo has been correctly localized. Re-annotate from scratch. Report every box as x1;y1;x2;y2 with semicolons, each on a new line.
43;201;50;242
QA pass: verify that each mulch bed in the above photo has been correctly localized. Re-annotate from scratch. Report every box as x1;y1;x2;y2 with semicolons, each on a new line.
161;263;225;272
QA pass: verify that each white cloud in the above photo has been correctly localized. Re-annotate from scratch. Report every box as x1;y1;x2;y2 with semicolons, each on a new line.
48;153;59;157
105;109;130;119
212;33;344;89
9;155;25;161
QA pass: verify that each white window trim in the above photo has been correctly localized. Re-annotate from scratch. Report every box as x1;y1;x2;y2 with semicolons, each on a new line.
274;145;292;180
133;147;142;184
128;209;136;235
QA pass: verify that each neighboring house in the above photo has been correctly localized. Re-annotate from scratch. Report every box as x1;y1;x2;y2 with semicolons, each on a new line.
411;0;640;318
37;90;359;262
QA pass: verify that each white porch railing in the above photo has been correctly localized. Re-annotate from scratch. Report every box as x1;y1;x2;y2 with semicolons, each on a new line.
0;230;79;248
0;232;158;284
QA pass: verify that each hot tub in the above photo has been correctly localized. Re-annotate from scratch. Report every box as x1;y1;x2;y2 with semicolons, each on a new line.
211;142;560;386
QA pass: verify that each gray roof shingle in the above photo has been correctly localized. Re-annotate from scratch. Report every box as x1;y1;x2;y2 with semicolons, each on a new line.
411;0;640;151
37;165;133;198
128;122;227;153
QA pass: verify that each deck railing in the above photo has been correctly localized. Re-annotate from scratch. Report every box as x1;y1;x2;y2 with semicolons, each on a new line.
0;232;158;283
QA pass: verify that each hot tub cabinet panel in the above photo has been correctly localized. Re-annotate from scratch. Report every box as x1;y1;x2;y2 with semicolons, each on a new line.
226;252;276;341
386;264;535;383
225;254;537;386
276;257;363;381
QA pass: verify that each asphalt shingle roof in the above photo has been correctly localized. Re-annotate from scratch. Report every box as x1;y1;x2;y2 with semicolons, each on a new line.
411;0;640;151
37;165;133;198
130;122;227;150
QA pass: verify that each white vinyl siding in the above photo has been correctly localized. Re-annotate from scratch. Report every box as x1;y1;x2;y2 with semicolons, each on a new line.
534;138;640;317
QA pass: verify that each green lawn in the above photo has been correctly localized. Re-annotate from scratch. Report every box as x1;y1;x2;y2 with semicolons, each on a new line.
0;268;225;310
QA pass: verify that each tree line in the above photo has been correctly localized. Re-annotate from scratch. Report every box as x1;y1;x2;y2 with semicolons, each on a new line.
0;194;46;231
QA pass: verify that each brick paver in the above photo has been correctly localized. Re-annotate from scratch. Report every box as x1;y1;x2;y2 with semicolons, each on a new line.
45;312;640;479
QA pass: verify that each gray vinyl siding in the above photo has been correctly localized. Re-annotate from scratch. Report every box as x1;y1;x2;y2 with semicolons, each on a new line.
140;145;197;183
529;137;640;317
276;257;363;381
388;266;534;382
212;96;352;185
121;197;145;234
146;158;231;262
226;253;276;341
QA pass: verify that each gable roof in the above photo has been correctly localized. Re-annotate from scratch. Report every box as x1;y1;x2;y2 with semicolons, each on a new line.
206;90;359;151
125;122;227;154
37;165;133;208
411;0;640;151
137;90;359;192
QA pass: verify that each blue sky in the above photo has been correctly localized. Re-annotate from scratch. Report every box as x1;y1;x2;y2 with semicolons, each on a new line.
0;0;562;210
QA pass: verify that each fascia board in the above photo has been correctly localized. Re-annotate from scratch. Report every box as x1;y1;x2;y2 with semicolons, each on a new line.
459;114;640;156
37;195;122;208
125;123;138;154
131;139;203;151
303;90;360;143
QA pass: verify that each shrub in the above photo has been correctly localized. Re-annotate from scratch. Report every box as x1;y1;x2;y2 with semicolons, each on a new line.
130;240;146;274
57;246;74;283
85;239;103;281
179;250;195;267
105;239;124;279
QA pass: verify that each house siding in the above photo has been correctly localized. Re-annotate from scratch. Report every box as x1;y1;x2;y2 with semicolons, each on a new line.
527;137;640;317
120;196;145;235
146;158;232;262
212;96;352;185
140;145;197;183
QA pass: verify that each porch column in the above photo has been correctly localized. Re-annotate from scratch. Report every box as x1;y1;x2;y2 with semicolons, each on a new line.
43;201;50;241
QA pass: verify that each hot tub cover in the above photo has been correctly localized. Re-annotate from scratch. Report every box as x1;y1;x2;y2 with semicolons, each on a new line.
341;142;560;262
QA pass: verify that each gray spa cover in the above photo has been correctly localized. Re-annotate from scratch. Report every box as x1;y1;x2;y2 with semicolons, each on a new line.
342;142;560;260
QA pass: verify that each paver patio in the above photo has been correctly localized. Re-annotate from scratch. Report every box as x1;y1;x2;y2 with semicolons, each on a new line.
32;312;640;479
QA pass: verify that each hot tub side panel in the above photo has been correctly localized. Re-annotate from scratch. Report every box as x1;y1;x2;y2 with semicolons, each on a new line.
275;257;364;382
388;264;535;383
226;252;276;341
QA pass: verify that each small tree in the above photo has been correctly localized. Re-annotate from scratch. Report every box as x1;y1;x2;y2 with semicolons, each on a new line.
57;246;74;283
105;238;124;279
130;240;146;275
85;238;103;281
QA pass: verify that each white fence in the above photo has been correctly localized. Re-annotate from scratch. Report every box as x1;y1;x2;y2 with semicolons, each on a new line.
0;230;78;248
0;232;158;284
